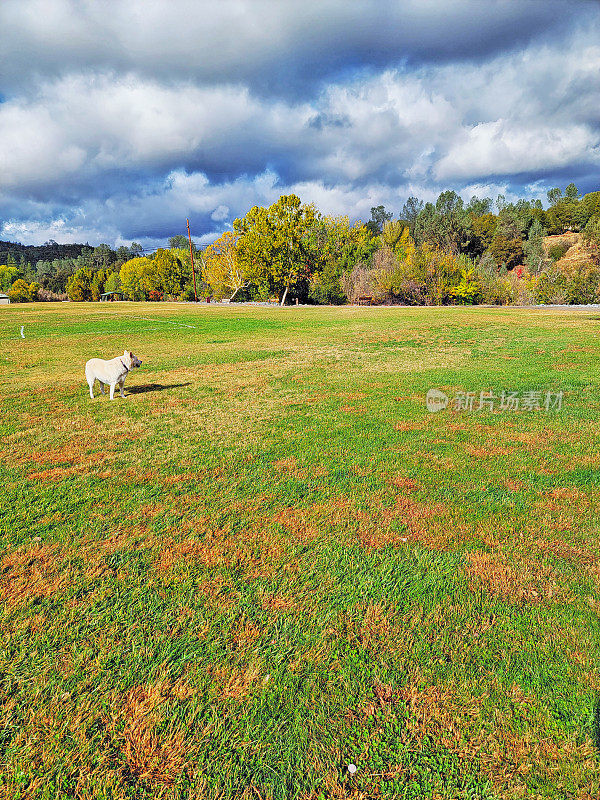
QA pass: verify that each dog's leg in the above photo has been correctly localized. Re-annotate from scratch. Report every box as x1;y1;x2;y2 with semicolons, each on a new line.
109;383;116;400
119;379;126;398
88;378;95;399
99;381;105;395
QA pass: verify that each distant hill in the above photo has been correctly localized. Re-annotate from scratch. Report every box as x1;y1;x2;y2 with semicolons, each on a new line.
0;240;89;266
543;232;593;273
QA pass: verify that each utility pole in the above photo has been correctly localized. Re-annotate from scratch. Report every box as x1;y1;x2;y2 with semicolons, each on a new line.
186;218;198;302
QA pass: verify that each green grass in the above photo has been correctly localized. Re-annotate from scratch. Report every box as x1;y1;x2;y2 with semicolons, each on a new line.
1;302;599;799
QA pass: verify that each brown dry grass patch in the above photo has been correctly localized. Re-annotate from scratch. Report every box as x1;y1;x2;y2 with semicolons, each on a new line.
119;682;192;785
340;404;366;414
392;421;424;432
354;603;395;650
352;676;597;797
503;479;525;492
210;663;261;700
273;456;299;473
394;681;595;796
0;543;67;606
272;498;353;544
0;527;156;608
536;538;597;566
466;444;513;458
465;550;562;604
261;594;296;612
359;495;450;550
273;507;321;541
390;474;420;491
155;525;284;580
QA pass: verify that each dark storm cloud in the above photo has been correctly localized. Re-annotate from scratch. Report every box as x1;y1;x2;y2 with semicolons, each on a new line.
0;0;599;246
0;0;585;99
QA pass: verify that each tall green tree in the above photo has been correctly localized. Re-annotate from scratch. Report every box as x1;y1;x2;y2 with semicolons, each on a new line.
365;205;393;236
414;191;471;254
234;195;319;305
401;197;423;238
306;215;378;304
0;264;19;292
523;218;546;274
152;248;195;298
169;235;189;250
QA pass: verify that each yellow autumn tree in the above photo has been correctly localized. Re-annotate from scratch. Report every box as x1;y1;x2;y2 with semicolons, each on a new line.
119;257;154;300
382;221;414;261
202;231;247;300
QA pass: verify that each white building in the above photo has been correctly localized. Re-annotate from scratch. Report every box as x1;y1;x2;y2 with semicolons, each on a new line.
0;293;10;304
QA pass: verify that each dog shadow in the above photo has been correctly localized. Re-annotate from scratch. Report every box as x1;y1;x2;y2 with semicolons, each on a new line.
126;382;191;394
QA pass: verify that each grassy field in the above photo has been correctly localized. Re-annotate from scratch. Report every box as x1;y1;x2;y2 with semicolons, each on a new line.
1;302;599;800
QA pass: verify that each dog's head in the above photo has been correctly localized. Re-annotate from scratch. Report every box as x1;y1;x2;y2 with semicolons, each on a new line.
124;350;142;369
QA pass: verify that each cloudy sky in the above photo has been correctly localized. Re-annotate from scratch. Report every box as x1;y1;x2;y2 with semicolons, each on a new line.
1;0;599;248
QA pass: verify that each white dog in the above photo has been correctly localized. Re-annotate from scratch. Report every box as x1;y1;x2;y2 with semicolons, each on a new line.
85;350;142;400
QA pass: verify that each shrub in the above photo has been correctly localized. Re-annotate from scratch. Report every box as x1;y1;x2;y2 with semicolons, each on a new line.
536;257;600;305
582;216;600;262
37;288;67;302
308;258;347;304
506;269;537;305
408;245;465;305
563;266;600;304
180;286;197;301
393;279;428;305
449;269;482;304
370;246;403;301
536;267;569;304
547;241;571;263
340;262;377;303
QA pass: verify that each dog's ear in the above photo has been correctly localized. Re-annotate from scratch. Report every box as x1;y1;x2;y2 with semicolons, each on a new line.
129;351;133;359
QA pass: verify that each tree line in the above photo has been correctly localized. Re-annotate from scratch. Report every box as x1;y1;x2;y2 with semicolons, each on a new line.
2;183;600;305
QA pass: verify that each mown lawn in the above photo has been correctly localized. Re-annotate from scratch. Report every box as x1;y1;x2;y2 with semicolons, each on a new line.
1;301;599;800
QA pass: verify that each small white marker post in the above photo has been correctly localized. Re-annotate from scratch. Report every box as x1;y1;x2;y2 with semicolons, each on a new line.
20;326;25;339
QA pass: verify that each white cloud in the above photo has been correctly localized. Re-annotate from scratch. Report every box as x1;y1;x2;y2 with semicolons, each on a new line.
435;120;600;180
0;0;579;94
0;1;599;245
0;74;312;191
